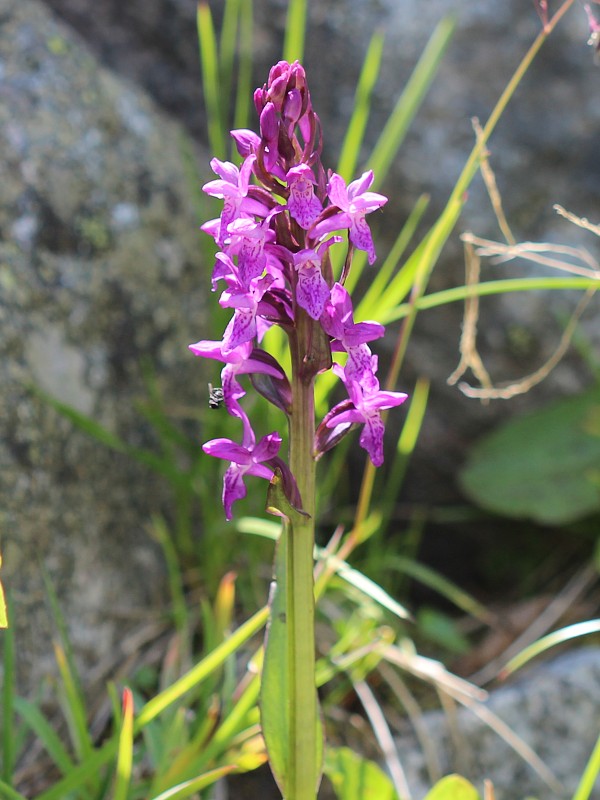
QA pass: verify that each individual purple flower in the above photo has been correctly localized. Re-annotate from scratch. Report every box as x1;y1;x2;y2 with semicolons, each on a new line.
311;171;387;264
220;273;275;353
202;155;269;246
286;165;323;229
293;238;339;320
226;217;277;286
325;364;407;466
203;414;282;520
321;282;384;388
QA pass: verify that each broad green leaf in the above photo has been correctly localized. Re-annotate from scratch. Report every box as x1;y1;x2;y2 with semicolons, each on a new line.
324;746;399;800
460;387;600;524
423;774;481;800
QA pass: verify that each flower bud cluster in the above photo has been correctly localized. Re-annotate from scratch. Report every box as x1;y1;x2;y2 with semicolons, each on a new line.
189;61;407;519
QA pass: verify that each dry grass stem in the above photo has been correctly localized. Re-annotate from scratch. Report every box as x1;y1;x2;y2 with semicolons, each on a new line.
457;288;595;400
353;678;412;800
472;117;515;246
447;241;493;401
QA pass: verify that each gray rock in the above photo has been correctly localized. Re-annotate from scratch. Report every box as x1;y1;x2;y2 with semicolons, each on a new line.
0;0;209;689
395;648;600;800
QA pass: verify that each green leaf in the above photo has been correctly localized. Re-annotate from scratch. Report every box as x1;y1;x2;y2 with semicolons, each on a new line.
149;765;237;800
460;386;600;524
113;688;134;800
423;774;481;800
260;527;290;795
324;746;399;800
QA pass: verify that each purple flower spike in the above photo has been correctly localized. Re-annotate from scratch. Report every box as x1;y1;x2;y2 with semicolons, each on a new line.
312;171;387;264
286;165;323;229
203;416;283;520
326;365;407;466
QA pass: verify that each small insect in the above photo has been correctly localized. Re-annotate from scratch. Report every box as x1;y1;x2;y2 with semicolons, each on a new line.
208;382;225;409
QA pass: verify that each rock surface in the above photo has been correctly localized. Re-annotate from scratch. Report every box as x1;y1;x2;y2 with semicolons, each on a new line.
395;648;600;800
0;0;209;688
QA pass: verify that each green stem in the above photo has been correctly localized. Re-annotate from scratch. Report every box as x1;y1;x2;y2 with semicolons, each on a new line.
286;311;319;800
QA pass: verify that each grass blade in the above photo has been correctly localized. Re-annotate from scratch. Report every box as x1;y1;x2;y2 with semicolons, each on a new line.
572;732;600;800
501;619;600;677
53;643;93;762
233;0;254;134
368;16;456;190
1;594;15;783
283;0;307;62
12;696;75;776
113;688;134;800
0;779;28;800
149;765;237;800
336;31;385;181
198;1;226;159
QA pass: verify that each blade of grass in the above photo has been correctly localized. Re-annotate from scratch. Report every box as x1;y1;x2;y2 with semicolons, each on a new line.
368;16;456;190
113;688;134;800
37;605;269;800
12;696;75;776
233;0;254;134
0;780;28;800
381;276;600;324
283;0;307;63
219;0;242;133
387;556;493;624
53;643;94;763
149;765;237;800
1;594;15;784
42;570;93;762
336;31;385;182
500;619;600;678
380;376;430;532
572;732;600;800
198;1;226;159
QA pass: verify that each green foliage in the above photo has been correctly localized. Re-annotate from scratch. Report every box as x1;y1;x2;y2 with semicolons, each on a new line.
423;775;481;800
460;386;600;524
324;746;399;800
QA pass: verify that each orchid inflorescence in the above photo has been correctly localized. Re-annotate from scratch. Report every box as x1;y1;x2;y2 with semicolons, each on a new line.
189;60;407;520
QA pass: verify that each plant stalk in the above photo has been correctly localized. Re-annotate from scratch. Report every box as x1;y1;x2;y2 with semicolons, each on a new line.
286;310;319;800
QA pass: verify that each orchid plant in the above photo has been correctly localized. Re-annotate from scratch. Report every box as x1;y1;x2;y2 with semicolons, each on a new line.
189;60;407;799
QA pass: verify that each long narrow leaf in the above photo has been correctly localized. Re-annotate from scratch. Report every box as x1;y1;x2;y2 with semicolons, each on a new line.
381;275;600;324
1;594;15;783
233;0;254;134
12;697;75;776
501;620;600;677
113;688;134;800
283;0;307;62
219;0;242;132
368;16;456;189
53;643;93;762
149;765;237;800
197;1;226;158
0;779;28;800
572;732;600;800
336;31;385;181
